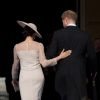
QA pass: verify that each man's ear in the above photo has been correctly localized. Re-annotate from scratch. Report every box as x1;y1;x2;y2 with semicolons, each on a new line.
65;17;68;23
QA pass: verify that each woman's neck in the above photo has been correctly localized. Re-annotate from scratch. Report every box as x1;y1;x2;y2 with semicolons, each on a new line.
25;36;34;42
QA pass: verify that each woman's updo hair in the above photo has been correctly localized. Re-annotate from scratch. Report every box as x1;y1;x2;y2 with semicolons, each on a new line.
22;25;36;39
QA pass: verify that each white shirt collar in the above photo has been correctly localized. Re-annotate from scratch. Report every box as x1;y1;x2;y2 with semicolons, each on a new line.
67;23;76;26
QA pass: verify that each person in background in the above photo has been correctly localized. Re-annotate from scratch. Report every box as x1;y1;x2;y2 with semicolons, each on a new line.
94;38;100;100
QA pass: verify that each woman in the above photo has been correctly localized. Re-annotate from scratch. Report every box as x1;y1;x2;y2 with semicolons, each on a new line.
12;20;71;100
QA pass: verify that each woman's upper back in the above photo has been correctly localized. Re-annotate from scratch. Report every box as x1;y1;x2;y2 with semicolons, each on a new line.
15;41;43;69
15;41;41;52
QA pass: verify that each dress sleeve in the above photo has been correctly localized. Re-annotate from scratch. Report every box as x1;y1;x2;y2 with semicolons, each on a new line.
12;45;20;80
39;43;57;67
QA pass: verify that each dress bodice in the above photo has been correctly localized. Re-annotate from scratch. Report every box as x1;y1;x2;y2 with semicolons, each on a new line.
17;50;40;70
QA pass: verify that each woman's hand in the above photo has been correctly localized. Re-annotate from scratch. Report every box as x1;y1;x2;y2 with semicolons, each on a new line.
12;80;18;86
12;80;19;92
59;49;72;59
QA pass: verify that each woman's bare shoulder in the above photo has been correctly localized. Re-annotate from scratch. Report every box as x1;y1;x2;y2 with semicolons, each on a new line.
34;41;44;47
14;41;25;49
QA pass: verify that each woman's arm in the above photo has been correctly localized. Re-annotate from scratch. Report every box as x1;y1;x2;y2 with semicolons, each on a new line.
39;43;71;68
12;45;20;80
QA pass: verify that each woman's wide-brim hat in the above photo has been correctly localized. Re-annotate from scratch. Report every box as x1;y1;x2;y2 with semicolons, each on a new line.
17;20;42;38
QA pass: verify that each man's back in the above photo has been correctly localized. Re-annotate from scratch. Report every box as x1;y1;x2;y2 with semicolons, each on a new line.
47;26;97;100
55;26;87;57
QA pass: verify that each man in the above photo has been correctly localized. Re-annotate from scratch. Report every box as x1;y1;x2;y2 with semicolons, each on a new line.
46;10;97;100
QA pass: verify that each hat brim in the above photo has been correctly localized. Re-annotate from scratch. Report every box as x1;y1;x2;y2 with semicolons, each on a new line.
17;20;42;38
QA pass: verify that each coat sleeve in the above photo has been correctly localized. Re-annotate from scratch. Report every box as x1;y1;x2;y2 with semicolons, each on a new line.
39;43;57;67
12;45;20;80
